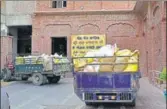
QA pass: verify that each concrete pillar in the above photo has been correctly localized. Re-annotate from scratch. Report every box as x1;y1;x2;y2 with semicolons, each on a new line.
9;27;18;57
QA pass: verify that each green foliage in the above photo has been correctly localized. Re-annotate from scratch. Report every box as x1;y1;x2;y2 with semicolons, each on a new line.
159;67;166;81
162;67;166;74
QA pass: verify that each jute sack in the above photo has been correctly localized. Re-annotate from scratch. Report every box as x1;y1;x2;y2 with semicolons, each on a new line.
113;57;129;72
99;57;116;72
113;49;132;72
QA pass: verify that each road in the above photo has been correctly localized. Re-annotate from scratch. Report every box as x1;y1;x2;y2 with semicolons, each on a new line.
2;78;166;109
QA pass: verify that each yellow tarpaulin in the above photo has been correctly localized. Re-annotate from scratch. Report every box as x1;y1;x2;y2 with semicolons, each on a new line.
71;34;106;57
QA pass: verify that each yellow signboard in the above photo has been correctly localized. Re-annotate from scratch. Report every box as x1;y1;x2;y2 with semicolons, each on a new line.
71;34;106;57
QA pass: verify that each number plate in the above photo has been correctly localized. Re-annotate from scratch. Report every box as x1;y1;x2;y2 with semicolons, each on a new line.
111;96;116;100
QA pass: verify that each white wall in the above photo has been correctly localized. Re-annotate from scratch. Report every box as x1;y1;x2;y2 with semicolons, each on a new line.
1;1;7;36
1;24;8;36
6;15;33;26
1;13;6;24
5;1;36;26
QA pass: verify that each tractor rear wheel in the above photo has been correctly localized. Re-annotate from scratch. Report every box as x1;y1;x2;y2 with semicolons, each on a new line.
32;73;44;86
47;76;60;84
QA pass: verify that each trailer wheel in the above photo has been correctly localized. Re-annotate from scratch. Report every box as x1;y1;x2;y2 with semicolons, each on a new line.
21;77;28;81
2;68;12;82
32;73;44;86
47;76;60;84
47;77;54;83
52;76;61;83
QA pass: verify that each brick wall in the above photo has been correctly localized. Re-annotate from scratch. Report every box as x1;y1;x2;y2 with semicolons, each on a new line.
32;1;166;78
141;1;166;78
32;12;147;74
0;36;13;70
35;1;136;11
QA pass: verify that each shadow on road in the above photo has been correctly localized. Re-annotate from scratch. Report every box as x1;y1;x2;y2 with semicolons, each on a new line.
82;103;134;109
43;104;135;109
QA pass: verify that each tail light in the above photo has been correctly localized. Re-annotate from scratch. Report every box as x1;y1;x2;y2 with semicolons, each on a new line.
7;64;14;69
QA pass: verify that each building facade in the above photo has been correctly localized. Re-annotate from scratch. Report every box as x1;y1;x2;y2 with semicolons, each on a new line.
1;1;166;79
1;1;35;69
32;1;166;77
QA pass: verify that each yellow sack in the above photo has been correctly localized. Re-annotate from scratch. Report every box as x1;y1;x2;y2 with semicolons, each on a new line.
99;57;116;72
15;57;24;65
115;49;132;56
113;49;132;72
115;49;132;61
31;57;37;64
113;57;129;72
73;59;78;67
87;58;94;64
53;58;61;64
74;59;87;68
124;56;138;72
131;50;139;60
74;67;84;72
115;47;119;53
84;50;97;64
83;65;96;72
36;59;43;64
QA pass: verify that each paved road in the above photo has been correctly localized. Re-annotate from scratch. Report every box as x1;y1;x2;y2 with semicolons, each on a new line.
2;78;166;109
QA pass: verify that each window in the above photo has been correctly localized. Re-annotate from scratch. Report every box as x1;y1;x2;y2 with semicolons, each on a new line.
52;0;67;8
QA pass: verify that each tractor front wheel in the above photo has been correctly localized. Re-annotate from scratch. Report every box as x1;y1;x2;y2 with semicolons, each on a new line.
2;68;12;82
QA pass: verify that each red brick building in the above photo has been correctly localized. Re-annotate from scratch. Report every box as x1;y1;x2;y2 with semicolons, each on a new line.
1;1;166;79
32;1;166;77
1;36;13;69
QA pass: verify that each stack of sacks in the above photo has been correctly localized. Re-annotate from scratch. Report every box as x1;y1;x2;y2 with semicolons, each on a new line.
52;53;62;64
79;50;98;72
52;53;70;64
52;53;71;72
15;57;25;65
41;54;53;71
113;49;132;72
15;56;43;65
74;44;118;72
123;50;139;72
74;43;139;73
83;58;100;72
24;56;39;64
40;53;70;71
99;57;115;72
98;44;118;72
15;53;70;72
74;58;87;72
36;56;44;64
85;50;97;63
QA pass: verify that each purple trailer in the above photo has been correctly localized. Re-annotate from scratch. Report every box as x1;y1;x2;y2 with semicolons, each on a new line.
72;57;141;107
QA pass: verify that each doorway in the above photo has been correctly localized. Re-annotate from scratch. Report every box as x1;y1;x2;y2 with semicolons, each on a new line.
17;26;32;56
8;26;32;56
51;37;67;56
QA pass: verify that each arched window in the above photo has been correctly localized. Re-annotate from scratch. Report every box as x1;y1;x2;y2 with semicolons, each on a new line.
152;6;160;24
153;6;160;17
